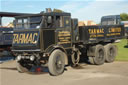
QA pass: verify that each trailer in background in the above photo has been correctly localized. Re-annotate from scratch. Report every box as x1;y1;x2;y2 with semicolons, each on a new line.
0;12;33;57
0;27;13;57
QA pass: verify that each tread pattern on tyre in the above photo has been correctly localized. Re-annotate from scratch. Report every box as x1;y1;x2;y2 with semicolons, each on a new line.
16;61;28;73
88;57;95;65
104;44;117;63
48;49;65;76
93;45;105;65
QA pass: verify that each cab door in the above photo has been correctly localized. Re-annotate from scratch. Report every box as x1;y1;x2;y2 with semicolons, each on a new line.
56;16;72;49
71;19;79;43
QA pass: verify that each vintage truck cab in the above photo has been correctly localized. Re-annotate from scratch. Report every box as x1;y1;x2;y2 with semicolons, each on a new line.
12;9;79;75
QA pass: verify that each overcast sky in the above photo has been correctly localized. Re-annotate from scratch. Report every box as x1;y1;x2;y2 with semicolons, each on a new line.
0;0;128;25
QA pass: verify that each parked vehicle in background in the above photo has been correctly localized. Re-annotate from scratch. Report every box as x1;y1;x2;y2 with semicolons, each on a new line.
121;21;128;46
101;15;121;25
101;15;128;45
0;12;32;57
0;27;13;57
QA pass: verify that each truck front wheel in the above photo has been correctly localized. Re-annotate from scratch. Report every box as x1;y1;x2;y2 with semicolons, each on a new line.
16;61;28;73
48;49;65;76
104;44;117;63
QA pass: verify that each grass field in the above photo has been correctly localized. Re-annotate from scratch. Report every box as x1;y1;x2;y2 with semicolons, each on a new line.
115;39;128;61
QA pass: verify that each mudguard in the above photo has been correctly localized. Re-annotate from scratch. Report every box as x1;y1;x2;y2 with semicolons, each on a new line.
45;45;68;65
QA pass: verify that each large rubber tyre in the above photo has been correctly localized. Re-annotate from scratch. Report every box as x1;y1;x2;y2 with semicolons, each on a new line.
16;61;28;73
88;57;95;65
93;45;105;65
104;44;117;63
48;50;65;76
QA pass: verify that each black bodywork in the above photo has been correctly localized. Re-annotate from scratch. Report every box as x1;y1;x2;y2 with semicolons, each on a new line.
12;11;74;54
11;10;126;74
79;25;125;44
12;11;125;57
12;29;40;50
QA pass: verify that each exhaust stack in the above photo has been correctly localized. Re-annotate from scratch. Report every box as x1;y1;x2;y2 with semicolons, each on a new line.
46;8;52;13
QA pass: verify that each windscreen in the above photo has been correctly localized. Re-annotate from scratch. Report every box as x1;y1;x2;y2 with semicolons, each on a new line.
15;16;42;29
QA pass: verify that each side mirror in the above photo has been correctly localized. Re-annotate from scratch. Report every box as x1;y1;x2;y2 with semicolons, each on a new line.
47;16;52;23
13;20;16;27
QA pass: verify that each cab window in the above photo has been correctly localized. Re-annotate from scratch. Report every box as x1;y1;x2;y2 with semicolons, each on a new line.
42;16;55;28
55;16;64;28
29;16;42;29
16;19;22;28
15;16;42;29
23;18;29;29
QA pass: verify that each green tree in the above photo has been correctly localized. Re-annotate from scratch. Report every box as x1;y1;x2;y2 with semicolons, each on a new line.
120;13;128;21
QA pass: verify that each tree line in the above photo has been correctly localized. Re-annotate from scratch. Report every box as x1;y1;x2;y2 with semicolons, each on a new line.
120;13;128;21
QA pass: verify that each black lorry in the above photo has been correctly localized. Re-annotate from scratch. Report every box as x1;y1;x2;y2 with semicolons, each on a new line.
12;9;125;76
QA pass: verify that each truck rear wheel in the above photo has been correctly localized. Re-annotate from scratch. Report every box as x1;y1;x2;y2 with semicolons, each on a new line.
48;49;65;76
88;57;95;65
16;61;28;73
104;44;117;63
93;45;105;65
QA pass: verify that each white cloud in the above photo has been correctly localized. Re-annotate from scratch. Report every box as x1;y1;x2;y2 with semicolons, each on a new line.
26;5;34;8
95;0;127;1
60;1;128;23
59;1;84;12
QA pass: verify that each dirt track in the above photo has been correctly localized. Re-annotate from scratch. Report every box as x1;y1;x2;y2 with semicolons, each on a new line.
0;60;128;85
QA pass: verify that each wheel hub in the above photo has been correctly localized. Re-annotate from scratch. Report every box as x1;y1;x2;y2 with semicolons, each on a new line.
56;56;62;69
